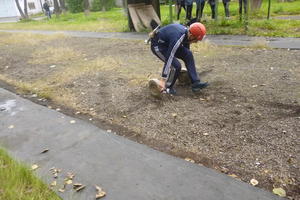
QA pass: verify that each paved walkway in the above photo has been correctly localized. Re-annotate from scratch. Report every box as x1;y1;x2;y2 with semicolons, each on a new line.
0;88;282;200
0;17;19;23
0;29;300;49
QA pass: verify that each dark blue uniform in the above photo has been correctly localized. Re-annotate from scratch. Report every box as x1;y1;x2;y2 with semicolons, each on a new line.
151;24;200;90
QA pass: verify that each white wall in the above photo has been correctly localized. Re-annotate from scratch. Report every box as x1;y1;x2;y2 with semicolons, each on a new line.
0;0;18;18
0;0;44;18
18;0;44;15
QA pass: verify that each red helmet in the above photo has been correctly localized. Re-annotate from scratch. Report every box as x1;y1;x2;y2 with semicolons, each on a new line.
189;22;206;41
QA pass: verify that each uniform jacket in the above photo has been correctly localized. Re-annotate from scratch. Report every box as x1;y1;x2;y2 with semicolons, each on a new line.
155;24;190;72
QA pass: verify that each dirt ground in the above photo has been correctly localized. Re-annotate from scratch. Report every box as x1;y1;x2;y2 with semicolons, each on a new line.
0;32;299;199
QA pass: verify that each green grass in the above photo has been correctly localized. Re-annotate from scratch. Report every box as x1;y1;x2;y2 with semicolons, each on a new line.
0;8;128;32
0;148;60;200
0;0;299;36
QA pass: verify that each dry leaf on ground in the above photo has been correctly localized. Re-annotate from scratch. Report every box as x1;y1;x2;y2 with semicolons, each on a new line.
31;164;39;170
40;149;49;154
228;174;238;178
58;188;65;193
184;158;195;163
95;185;106;199
75;185;85;192
250;179;259;186
50;181;57;187
272;188;286;197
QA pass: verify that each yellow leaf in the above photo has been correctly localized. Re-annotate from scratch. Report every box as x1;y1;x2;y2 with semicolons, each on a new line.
228;174;238;178
95;185;106;199
272;188;286;197
96;191;106;199
65;180;72;185
250;179;258;186
58;188;65;193
50;181;57;187
31;164;39;170
184;158;195;163
8;125;14;129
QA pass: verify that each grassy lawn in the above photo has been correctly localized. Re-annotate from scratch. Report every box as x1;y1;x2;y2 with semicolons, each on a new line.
0;1;299;36
0;148;60;200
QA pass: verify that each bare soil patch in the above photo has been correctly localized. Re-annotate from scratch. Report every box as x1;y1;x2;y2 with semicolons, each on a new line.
0;32;299;199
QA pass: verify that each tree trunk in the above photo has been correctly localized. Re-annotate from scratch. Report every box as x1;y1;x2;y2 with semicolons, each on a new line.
24;0;29;18
53;0;61;16
251;0;262;11
84;0;90;16
59;0;66;13
15;0;26;19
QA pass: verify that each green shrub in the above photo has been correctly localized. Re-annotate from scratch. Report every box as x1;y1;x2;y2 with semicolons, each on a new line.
91;0;116;11
66;0;84;13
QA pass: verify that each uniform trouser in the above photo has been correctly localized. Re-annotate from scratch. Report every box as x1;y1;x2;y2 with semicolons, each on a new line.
209;3;216;19
239;0;247;16
151;43;200;89
196;2;205;21
223;1;230;17
186;5;193;20
176;3;186;20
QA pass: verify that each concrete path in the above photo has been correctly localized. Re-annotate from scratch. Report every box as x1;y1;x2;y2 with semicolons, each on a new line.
0;88;282;200
0;17;19;23
0;29;300;49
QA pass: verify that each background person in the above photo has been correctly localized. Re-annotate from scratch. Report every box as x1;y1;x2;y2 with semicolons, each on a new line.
43;0;51;19
176;0;186;21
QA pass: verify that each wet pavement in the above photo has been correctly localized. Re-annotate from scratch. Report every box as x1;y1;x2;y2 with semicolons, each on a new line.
0;88;283;200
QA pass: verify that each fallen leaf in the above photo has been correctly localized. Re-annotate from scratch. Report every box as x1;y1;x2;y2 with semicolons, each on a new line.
203;132;209;136
67;172;75;180
272;188;286;197
184;158;195;163
75;185;85;192
252;85;258;88
228;174;238;178
172;113;177;118
8;125;14;129
31;164;39;170
122;115;127;118
50;181;57;187
200;98;206;101
40;149;49;154
250;179;259;186
95;185;106;199
73;183;83;188
96;191;106;199
49;65;56;68
65;180;72;185
58;188;65;193
70;120;76;124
